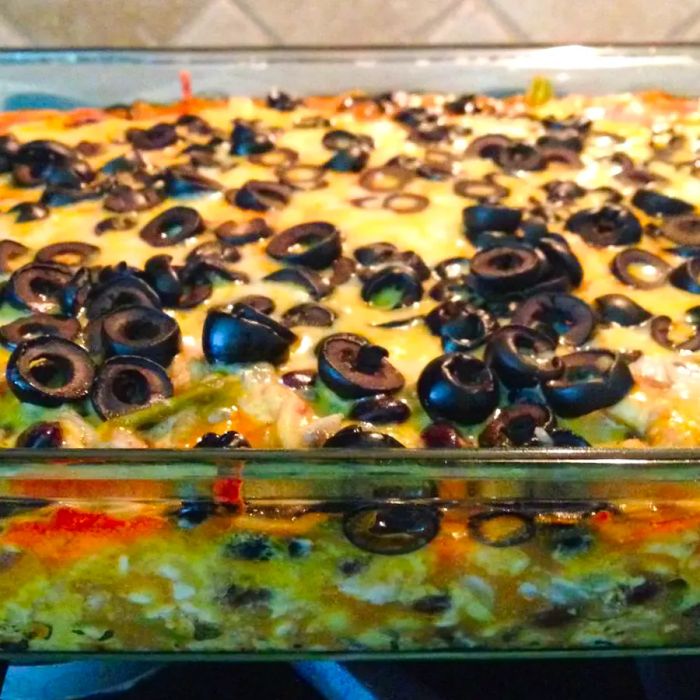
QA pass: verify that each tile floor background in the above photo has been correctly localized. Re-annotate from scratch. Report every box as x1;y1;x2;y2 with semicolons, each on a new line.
0;0;698;47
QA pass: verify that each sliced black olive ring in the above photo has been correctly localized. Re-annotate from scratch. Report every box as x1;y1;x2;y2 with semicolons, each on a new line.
6;263;73;314
662;215;700;246
6;337;95;407
163;166;222;198
593;294;652;327
8;202;49;223
383;193;429;214
466;133;512;159
361;265;423;309
535;235;584;289
140;206;205;247
91;355;174;420
34;242;99;268
229;180;291;212
263;267;331;300
342;505;439;555
203;303;296;366
248;147;298;168
277;164;327;191
358;166;413;193
438;306;498;353
94;214;137;236
544;179;586;203
434;257;471;281
462;204;522;240
610;248;671;289
417;353;499;424
101;305;181;367
215;218;273;246
324;425;404;449
126;123;177;150
0;240;29;273
485;325;564;388
566;205;642;247
104;184;162;214
348;394;411;424
195;430;251;448
0;313;80;350
318;335;404;399
282;303;336;328
15;421;63;448
322;129;372;151
468;246;547;297
512;293;596;347
453;176;509;202
650;315;700;352
12;139;77;187
230;121;274;156
84;274;161;320
631;188;693;217
669;257;700;294
542;350;634;418
143;255;183;306
324;147;369;173
478;403;556;447
495;143;545;172
468;511;535;548
266;221;341;270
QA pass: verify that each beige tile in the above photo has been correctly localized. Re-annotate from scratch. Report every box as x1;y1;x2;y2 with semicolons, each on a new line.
0;19;28;47
173;0;272;46
490;0;700;42
235;0;462;45
422;0;518;43
0;0;217;46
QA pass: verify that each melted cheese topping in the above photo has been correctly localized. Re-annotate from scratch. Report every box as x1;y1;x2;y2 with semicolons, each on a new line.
1;91;700;447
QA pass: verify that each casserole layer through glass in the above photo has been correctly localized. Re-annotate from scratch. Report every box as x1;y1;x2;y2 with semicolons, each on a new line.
0;46;700;659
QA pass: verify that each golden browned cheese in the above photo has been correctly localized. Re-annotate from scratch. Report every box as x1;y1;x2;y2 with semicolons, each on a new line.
0;90;699;447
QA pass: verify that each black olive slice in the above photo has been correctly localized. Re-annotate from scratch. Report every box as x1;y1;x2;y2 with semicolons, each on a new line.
282;303;336;328
281;369;317;392
318;335;404;399
101;305;181;367
6;263;73;314
40;185;102;208
632;189;693;217
231;121;274;156
468;246;546;297
195;430;251;448
163;166;222;197
140;206;204;247
544;179;586;203
536;131;583;152
100;152;145;175
468;511;535;547
230;181;291;212
328;256;356;286
669;258;700;294
495;143;545;172
383;193;429;214
324;147;369;173
266;221;341;270
535;235;584;288
203;303;296;365
233;295;274;316
686;305;700;325
249;147;298;168
94;214;137;236
542;350;634;418
342;505;438;555
6;337;95;407
324;425;404;449
278;164;327;191
8;202;49;223
372;315;424;329
0;240;29;273
0;313;80;350
186;240;241;266
353;242;397;266
466;134;512;159
650;315;700;352
610;248;671;289
15;421;63;448
263;267;331;300
428;277;474;303
485;325;564;388
512;293;596;346
462;204;522;241
665;245;700;258
176;113;213;135
35;242;99;268
453;177;509;202
479;403;556;447
540;147;583;168
566;205;642;247
662;215;700;246
361;265;423;309
349;395;411;424
548;429;591;447
426;301;498;352
85;275;161;320
143;255;183;306
543;115;591;134
12;140;76;186
126;123;177;150
104;184;162;213
91;355;174;420
323;130;373;151
445;93;480;115
359;166;413;193
593;294;651;327
215;218;273;246
0;134;19;173
418;353;499;424
421;421;467;448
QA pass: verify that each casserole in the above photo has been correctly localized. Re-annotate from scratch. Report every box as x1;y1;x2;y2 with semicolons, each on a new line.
0;45;699;659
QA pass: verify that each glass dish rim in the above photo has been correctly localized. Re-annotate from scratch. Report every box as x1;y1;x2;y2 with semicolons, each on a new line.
0;43;697;469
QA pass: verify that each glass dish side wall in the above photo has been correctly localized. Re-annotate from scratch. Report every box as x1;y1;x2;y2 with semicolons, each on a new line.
1;452;700;657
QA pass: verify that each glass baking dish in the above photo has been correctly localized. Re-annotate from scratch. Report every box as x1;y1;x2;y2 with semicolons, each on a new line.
1;45;700;661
